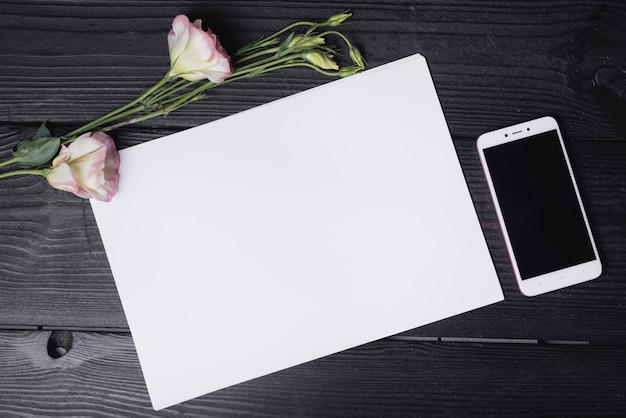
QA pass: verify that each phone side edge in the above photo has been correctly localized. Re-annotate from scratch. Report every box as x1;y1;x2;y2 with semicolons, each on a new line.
476;132;527;294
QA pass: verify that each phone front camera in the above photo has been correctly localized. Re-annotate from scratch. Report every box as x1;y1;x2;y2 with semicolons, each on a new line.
505;133;508;137
527;128;530;131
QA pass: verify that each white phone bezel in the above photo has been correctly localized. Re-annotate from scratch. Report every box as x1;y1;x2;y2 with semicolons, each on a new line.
477;116;601;296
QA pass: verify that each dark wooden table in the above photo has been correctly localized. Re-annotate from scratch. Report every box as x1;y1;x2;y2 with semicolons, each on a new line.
1;1;625;416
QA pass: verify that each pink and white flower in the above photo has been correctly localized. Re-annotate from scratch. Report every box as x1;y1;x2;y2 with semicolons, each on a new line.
167;14;232;83
46;132;120;202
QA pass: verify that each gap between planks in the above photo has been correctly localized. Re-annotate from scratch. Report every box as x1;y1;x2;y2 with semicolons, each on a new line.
0;325;601;346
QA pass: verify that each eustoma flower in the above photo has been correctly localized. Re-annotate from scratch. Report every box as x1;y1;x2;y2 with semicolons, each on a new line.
0;13;364;202
46;132;120;202
167;14;233;82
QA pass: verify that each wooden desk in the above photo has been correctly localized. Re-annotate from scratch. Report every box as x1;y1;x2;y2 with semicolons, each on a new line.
1;1;625;415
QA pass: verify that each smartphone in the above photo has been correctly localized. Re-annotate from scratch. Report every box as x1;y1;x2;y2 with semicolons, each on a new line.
477;116;601;296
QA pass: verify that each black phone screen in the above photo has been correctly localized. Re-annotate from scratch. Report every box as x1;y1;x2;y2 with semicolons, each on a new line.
483;130;596;279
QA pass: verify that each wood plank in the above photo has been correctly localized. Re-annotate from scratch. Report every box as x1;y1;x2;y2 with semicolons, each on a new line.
1;330;625;415
1;126;624;339
0;123;125;328
0;0;625;339
0;1;624;139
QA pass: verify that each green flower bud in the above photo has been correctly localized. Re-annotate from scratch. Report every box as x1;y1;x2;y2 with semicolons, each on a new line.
349;46;365;70
303;51;339;70
338;65;363;77
326;12;352;27
288;34;325;49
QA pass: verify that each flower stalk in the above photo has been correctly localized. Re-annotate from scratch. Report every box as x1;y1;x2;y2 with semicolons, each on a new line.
0;12;364;201
64;13;362;140
0;169;46;180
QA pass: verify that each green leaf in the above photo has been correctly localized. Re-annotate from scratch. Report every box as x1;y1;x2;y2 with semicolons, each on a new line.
276;32;295;57
33;122;51;140
12;136;61;168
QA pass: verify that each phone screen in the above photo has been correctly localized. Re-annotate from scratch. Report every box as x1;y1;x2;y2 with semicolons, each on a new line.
483;130;596;279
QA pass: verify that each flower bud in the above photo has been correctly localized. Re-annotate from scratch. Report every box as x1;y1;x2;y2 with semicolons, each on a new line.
349;46;365;70
338;65;362;77
326;12;352;26
303;51;339;70
288;34;325;49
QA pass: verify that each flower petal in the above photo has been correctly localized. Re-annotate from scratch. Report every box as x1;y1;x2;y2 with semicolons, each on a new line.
66;133;104;159
46;162;80;193
51;144;71;168
168;15;192;65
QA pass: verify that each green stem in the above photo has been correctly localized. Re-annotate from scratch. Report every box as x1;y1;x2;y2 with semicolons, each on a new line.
100;87;211;132
61;103;148;145
96;53;334;133
235;53;287;74
234;52;308;77
235;46;281;65
317;30;354;48
63;75;173;140
0;169;47;180
233;20;319;58
0;157;17;169
254;61;340;77
261;21;321;46
159;55;302;110
59;23;359;138
144;79;195;107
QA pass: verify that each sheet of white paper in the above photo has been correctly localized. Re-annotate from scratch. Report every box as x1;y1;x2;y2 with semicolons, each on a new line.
91;54;503;410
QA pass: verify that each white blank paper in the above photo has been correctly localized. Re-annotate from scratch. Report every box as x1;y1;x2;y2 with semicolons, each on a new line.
91;54;504;410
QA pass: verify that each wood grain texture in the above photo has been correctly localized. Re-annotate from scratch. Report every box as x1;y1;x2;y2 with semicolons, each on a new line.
0;0;624;348
1;330;625;416
1;1;625;138
4;2;626;414
0;0;626;417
